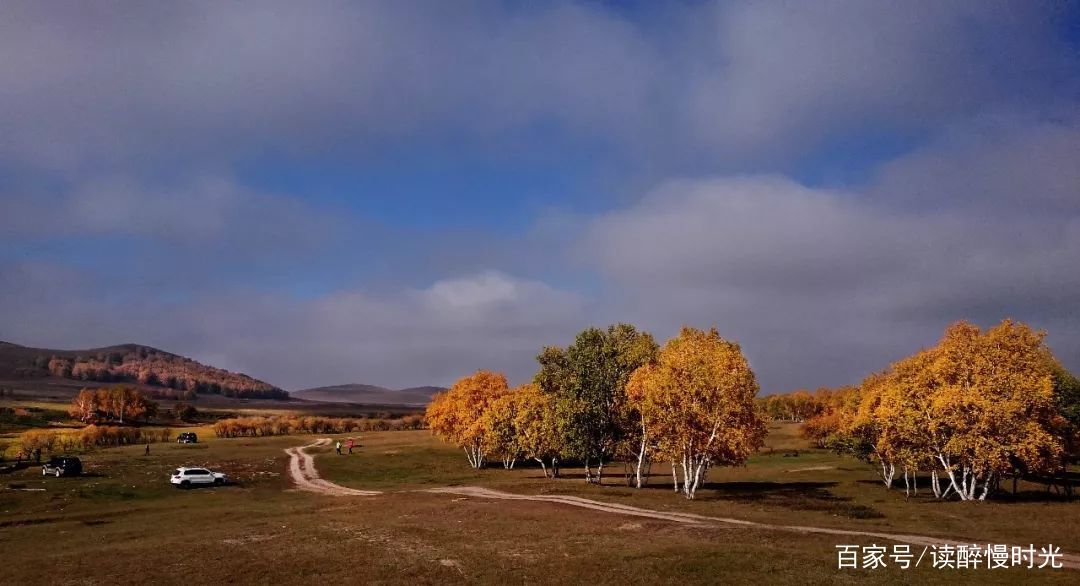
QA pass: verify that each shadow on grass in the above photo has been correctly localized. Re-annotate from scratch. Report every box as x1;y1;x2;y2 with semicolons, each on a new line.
173;479;240;490
856;475;1077;502
687;480;886;519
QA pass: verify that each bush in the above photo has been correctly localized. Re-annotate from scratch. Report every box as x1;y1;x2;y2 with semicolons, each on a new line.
13;425;176;456
212;414;424;438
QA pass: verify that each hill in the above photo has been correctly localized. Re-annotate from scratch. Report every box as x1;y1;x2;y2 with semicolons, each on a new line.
292;384;444;406
0;340;287;400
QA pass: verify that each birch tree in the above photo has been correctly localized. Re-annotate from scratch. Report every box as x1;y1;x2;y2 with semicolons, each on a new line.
482;388;527;469
923;320;1063;500
628;327;766;499
68;388;100;423
425;370;509;469
513;383;565;477
830;320;1067;501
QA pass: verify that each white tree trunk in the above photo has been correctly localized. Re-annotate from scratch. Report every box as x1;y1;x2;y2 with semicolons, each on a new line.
633;422;648;489
464;444;485;469
675;454;711;500
880;461;895;489
979;474;993;500
937;453;984;501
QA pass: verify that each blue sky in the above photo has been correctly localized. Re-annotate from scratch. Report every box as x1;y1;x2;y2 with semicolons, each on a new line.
1;1;1078;391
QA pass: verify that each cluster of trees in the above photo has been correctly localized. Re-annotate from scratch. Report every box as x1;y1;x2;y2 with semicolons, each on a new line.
46;346;287;399
212;414;425;438
799;320;1080;501
763;387;862;447
759;388;858;423
427;325;766;499
68;386;158;424
10;425;174;457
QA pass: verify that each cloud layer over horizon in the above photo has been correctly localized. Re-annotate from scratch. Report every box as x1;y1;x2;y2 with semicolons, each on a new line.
1;1;1078;391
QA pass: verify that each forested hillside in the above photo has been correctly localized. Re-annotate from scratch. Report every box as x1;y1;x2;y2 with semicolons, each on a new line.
0;341;287;400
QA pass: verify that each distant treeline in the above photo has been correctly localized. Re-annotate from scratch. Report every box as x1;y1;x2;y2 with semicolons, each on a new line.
758;387;857;423
44;346;287;399
213;414;425;438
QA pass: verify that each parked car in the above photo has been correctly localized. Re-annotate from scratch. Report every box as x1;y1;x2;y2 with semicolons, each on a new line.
170;467;226;488
42;456;82;477
177;432;198;444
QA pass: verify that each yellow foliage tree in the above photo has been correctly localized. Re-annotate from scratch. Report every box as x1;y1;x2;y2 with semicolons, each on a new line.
627;327;766;499
834;319;1067;501
481;385;533;469
866;351;939;496
511;383;565;478
925;320;1063;500
426;370;510;469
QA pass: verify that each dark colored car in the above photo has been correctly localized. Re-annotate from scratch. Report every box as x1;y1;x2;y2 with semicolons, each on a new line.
42;456;82;477
177;432;198;444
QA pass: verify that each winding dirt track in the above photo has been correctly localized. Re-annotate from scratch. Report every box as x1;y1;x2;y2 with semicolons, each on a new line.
286;440;1078;569
284;439;381;496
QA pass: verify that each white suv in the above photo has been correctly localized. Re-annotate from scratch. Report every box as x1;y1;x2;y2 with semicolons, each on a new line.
170;467;227;488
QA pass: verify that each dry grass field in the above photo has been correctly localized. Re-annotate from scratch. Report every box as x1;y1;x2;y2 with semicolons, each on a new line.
2;416;1077;585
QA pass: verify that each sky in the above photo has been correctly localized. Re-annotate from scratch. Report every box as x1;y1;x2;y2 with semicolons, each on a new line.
1;1;1078;392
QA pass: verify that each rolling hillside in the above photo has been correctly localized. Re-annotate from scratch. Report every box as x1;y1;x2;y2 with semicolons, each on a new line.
292;384;444;406
0;340;287;399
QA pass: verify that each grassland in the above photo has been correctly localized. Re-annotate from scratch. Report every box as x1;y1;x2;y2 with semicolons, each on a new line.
1;410;1077;584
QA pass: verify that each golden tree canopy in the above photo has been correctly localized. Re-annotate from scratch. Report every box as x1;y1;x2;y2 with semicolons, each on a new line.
425;370;510;468
926;320;1063;478
627;327;766;498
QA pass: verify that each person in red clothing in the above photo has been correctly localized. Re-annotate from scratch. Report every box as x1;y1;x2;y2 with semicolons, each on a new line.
347;438;354;454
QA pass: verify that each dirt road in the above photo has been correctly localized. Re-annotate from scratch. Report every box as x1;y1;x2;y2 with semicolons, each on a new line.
286;439;1077;569
284;439;381;497
425;486;1080;570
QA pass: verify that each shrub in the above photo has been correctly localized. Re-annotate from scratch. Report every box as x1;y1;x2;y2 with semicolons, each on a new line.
211;414;423;438
14;424;177;455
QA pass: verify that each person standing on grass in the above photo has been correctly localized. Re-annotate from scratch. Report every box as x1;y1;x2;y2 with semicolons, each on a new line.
347;438;354;454
335;440;342;455
144;443;150;456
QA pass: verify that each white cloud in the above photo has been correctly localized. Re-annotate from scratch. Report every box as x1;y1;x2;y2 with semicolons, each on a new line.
0;268;586;390
0;174;338;254
0;1;1070;170
1;1;1077;395
584;119;1080;390
0;1;658;170
870;114;1080;214
683;0;1073;156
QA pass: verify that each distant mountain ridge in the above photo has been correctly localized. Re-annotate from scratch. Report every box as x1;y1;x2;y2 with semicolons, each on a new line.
292;383;444;406
0;340;287;399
